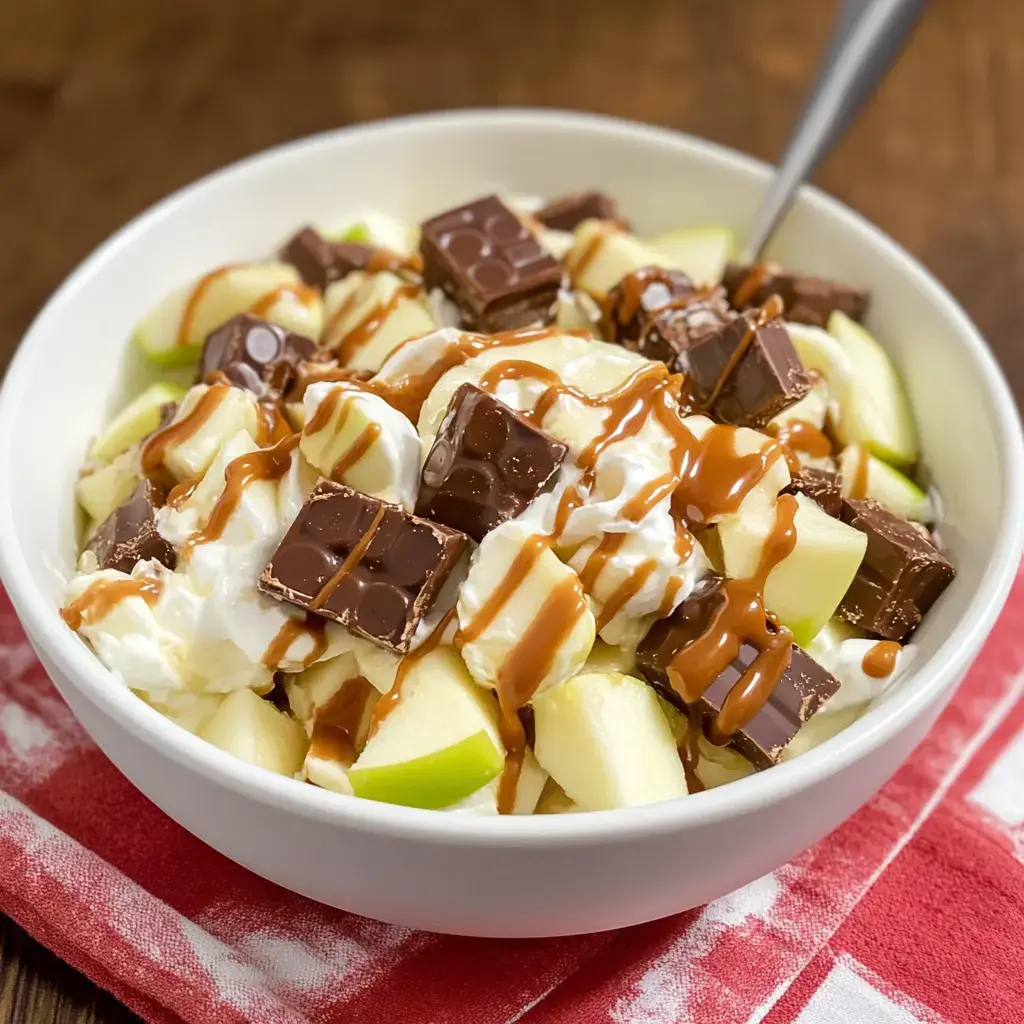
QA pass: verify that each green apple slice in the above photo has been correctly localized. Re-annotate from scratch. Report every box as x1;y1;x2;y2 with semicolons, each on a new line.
196;688;309;776
719;492;867;646
644;226;735;285
89;382;186;463
347;647;505;810
826;312;918;467
801;616;865;659
532;671;687;810
837;444;932;522
76;453;139;524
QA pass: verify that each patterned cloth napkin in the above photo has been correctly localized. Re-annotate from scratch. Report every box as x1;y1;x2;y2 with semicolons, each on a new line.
1;578;1022;1024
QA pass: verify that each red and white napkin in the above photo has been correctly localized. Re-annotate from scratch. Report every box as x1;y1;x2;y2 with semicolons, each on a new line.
1;578;1023;1024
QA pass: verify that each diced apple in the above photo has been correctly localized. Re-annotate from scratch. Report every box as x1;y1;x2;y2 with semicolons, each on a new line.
532;671;688;810
284;650;360;726
802;616;865;659
534;778;585;814
134;261;322;366
346;647;505;809
838;444;932;522
450;748;549;815
323;211;418;253
644;226;735;286
196;687;309;776
76;453;139;524
768;375;829;433
719;492;867;646
90;382;187;463
583;639;637;675
565;221;661;300
660;701;756;789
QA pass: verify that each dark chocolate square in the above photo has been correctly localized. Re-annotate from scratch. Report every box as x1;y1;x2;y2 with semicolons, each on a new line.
784;467;842;517
87;479;176;575
535;190;624;232
259;481;468;652
280;226;377;291
416;384;567;542
602;266;697;348
420;195;563;332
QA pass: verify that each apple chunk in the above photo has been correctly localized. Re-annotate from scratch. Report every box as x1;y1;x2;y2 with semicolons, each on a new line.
532;671;687;811
838;444;932;522
90;382;187;463
346;648;505;809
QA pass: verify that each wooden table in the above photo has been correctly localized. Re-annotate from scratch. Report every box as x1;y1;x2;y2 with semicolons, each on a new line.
1;0;1021;1019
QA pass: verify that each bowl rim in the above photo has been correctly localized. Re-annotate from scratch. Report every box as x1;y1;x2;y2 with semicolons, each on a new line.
1;107;1021;847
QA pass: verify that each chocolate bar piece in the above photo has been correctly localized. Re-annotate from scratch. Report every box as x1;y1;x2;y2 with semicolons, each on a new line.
416;384;567;542
87;479;176;575
636;577;839;768
635;290;734;371
420;195;563;332
259;481;468;653
198;314;322;397
535;190;623;232
837;499;955;640
280;226;378;291
684;311;810;428
603;266;697;348
723;261;869;328
785;467;842;517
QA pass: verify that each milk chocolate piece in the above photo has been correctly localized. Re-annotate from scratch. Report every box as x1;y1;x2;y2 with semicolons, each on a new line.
837;499;955;641
86;479;176;575
259;481;468;653
420;195;563;332
280;226;377;291
636;577;839;768
685;312;810;428
637;290;735;371
785;467;842;517
723;261;869;328
198;314;322;397
535;191;623;232
603;266;697;348
416;384;567;542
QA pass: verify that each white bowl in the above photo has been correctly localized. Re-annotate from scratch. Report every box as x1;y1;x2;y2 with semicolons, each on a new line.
1;110;1021;938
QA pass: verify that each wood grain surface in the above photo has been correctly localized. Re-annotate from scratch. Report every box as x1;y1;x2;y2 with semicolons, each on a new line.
0;0;1021;1019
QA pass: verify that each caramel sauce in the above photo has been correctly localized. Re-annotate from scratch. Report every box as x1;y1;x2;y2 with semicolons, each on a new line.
565;223;617;286
666;494;799;745
577;533;627;593
862;640;901;679
166;478;200;510
61;576;163;632
249;283;319;318
262;612;328;670
366;249;424;276
308;674;378;766
141;384;230;480
303;385;344;436
595;558;658;632
310;504;387;611
368;608;456;737
768;418;833;459
333;284;422;366
849;446;871;499
183;433;300;559
679;704;705;794
256;399;294;446
204;369;233;387
177;265;239;348
732;262;774;307
551;485;584;540
331;423;381;482
657;576;685;619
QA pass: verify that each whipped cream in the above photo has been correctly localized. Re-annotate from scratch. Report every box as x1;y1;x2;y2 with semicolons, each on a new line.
815;639;915;716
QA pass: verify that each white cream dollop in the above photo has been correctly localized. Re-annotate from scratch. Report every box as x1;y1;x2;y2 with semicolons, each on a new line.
815;639;915;716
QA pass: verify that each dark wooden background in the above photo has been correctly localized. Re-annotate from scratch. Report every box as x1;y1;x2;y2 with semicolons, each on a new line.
1;0;1021;1019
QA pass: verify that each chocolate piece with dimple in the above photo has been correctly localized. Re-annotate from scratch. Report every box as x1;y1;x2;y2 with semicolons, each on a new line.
684;311;811;428
198;314;323;398
636;289;735;371
280;226;378;291
603;266;697;348
723;261;870;328
636;577;840;769
86;479;176;575
535;191;624;233
837;499;955;641
416;384;567;542
259;481;468;653
420;194;563;332
785;467;842;517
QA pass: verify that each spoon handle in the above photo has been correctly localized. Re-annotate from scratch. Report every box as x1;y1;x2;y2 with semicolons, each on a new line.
742;0;928;262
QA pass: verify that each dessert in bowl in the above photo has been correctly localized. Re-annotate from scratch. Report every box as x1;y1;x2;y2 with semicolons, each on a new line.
0;111;1020;936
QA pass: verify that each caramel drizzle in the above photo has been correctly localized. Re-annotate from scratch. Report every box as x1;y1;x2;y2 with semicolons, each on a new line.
604;271;715;331
249;282;319;318
309;674;378;766
330;283;422;366
767;418;833;459
256;399;294;446
302;386;382;482
365;248;424;277
331;423;381;482
595;559;658;632
732;262;773;307
564;222;619;287
61;576;163;632
166;478;200;510
304;385;345;436
177;265;239;347
679;704;705;794
551;485;584;540
658;576;685;619
849;446;871;499
141;384;230;480
862;640;901;679
262;611;328;670
666;494;799;745
310;504;387;611
183;433;300;560
577;533;627;592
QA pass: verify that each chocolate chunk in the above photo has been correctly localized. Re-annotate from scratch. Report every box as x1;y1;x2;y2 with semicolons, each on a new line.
280;226;378;291
634;289;735;371
684;311;811;428
416;384;567;542
785;467;842;517
420;194;563;332
723;262;869;328
535;191;623;232
603;266;697;348
636;577;839;768
259;481;468;653
198;314;322;397
86;479;176;575
837;499;955;641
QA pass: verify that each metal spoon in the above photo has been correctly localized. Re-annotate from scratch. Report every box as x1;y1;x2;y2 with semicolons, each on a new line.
743;0;929;262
